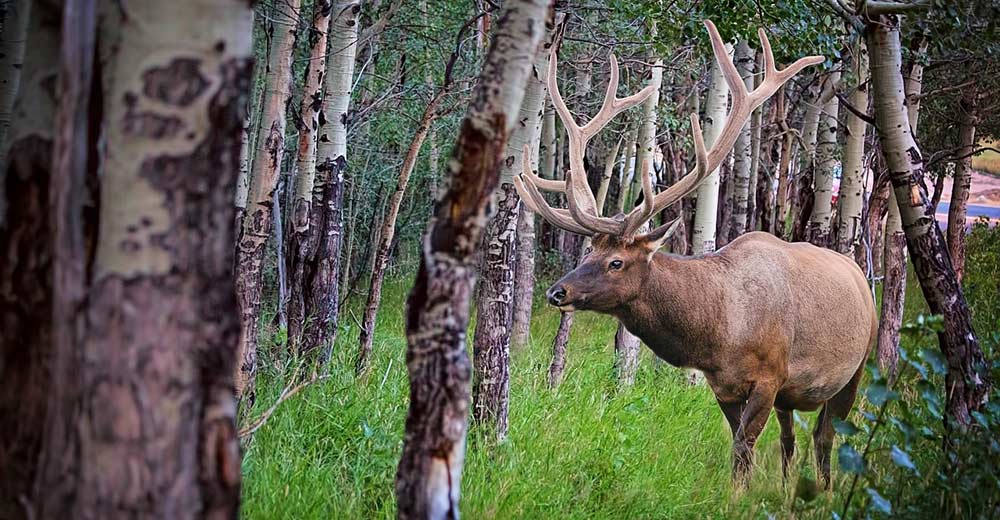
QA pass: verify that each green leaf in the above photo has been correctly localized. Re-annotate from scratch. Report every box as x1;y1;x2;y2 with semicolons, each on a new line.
921;349;948;375
920;384;943;419
866;488;892;514
838;444;865;474
866;383;899;407
833;418;861;436
890;445;917;472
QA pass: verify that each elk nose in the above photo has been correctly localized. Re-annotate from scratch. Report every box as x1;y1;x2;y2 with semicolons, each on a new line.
548;286;567;306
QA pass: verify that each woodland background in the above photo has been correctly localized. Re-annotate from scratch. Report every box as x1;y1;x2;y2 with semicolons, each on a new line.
0;0;998;518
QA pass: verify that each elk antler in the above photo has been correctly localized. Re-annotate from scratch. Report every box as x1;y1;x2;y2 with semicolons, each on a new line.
516;19;824;238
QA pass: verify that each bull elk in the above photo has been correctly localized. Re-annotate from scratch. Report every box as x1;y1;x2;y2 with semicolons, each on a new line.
516;20;877;486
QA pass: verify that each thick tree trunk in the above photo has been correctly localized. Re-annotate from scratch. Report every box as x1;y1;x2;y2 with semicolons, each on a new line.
867;17;989;427
288;1;359;364
395;1;550;517
0;3;59;514
234;0;302;403
285;0;332;344
0;0;30;175
691;43;731;255
358;93;444;374
729;40;754;240
835;44;869;257
807;71;841;247
34;2;252;516
947;86;977;282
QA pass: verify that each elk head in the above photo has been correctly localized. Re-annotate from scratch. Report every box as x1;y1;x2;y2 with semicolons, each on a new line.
515;20;823;313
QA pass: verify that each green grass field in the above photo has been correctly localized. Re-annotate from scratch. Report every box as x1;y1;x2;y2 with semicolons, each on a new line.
240;268;935;519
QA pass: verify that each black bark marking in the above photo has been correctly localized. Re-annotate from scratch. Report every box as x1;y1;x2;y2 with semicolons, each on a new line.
142;58;209;106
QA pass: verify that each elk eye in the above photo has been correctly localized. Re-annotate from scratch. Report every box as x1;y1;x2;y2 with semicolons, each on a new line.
609;259;623;271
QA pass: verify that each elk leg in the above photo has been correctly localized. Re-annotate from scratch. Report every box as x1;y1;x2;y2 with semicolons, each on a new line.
732;380;779;486
776;408;796;480
717;399;745;439
814;363;864;488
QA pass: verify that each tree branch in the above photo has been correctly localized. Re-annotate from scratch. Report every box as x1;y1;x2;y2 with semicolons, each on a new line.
862;0;932;16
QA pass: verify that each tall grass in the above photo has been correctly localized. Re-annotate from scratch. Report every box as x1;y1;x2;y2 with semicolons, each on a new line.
241;270;938;519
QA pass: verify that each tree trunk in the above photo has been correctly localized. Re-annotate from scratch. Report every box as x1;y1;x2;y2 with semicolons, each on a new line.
867;16;989;427
538;101;557;251
0;0;30;174
807;70;841;247
614;42;661;387
510;14;563;353
234;0;302;403
358;92;444;374
788;81;823;239
548;311;573;388
877;196;906;376
0;2;59;514
746;51;763;232
771;84;792;236
288;1;360;365
835;44;869;257
692;43;731;255
947;86;977;282
34;2;252;516
395;1;550;517
285;0;332;345
729;39;754;240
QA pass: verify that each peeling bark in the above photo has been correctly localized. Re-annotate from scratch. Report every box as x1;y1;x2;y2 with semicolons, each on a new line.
395;2;551;517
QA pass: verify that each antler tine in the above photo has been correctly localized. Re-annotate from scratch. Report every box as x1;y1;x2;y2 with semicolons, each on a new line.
621;158;656;235
545;51;654;236
519;144;563;192
514;144;594;236
618;20;823;234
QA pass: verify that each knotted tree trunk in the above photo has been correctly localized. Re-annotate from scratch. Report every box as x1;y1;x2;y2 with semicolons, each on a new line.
395;2;551;517
286;0;333;351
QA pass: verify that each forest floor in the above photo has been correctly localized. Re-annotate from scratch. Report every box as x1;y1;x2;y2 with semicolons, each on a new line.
241;268;932;519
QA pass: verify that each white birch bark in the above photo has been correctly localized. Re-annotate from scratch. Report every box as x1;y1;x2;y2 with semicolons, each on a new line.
835;43;869;256
731;40;754;238
691;43;732;255
808;69;842;246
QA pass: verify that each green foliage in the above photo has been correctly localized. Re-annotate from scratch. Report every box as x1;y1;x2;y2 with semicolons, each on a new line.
835;313;1000;519
965;220;1000;337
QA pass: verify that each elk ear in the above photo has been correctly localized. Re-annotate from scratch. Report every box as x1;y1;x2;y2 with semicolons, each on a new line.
639;218;681;255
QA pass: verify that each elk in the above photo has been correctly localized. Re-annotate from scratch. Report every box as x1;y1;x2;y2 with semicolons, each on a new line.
516;20;877;487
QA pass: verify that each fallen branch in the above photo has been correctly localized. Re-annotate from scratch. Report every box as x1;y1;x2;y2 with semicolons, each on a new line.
238;367;337;439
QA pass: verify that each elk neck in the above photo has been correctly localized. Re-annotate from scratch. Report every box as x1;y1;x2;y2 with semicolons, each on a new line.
610;250;731;371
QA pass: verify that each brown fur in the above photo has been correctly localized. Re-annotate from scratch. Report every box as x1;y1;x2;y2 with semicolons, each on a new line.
548;231;877;486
